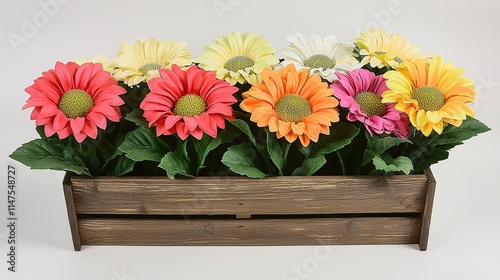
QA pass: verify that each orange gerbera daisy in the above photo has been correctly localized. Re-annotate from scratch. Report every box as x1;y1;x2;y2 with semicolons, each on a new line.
240;64;339;146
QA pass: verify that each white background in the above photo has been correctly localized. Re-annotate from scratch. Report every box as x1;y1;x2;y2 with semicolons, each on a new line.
1;0;499;279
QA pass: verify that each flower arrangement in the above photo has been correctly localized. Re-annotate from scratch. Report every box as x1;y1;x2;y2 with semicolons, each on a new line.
10;29;490;178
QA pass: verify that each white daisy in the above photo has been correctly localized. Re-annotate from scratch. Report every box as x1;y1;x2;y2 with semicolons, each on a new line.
282;33;361;82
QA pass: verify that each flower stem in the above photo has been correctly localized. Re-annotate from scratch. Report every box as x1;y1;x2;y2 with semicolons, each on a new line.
282;142;291;176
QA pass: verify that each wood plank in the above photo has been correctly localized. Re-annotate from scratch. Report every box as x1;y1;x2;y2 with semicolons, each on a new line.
419;169;437;251
63;173;82;251
70;174;428;215
78;217;421;246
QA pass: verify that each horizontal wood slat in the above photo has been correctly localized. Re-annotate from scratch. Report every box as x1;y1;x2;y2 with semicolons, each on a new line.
70;175;428;215
78;217;422;246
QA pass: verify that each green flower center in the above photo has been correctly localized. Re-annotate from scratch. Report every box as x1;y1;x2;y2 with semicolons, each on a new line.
224;56;255;72
354;91;386;117
173;94;207;117
58;89;94;118
304;54;336;69
138;63;162;75
411;86;445;112
274;94;312;123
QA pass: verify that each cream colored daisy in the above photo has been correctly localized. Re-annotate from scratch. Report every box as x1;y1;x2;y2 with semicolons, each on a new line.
197;32;280;85
282;33;361;82
355;29;427;69
114;38;192;87
75;55;117;74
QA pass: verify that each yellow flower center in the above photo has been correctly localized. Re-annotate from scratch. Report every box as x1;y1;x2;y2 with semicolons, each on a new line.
411;86;445;112
173;94;207;117
224;56;255;72
58;89;94;118
274;94;312;123
354;91;386;117
138;63;162;75
304;54;335;69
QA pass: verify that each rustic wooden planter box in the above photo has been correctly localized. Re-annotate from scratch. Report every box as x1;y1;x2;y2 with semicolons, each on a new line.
63;169;436;251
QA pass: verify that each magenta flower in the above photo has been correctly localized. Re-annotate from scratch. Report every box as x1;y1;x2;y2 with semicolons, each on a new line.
331;69;410;138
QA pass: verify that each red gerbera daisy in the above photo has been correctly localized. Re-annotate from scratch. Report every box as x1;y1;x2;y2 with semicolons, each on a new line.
140;65;238;139
23;62;126;143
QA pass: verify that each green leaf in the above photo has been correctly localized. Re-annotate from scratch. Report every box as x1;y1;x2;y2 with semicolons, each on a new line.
336;151;347;175
298;122;360;158
266;130;283;175
373;155;413;175
159;149;193;180
222;143;267;179
112;155;136;176
124;108;149;128
292;156;327;176
193;135;221;174
368;133;412;154
411;146;449;172
228;119;257;145
193;130;240;174
159;140;192;179
409;117;490;172
362;133;412;166
103;148;124;169
118;127;172;162
9;139;90;176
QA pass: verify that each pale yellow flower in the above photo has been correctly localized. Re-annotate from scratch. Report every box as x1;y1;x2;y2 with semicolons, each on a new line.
197;32;279;85
114;38;192;86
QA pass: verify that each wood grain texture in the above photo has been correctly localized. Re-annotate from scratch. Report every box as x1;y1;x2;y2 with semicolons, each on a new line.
78;217;422;246
63;171;436;250
419;169;437;251
63;173;82;251
70;174;428;216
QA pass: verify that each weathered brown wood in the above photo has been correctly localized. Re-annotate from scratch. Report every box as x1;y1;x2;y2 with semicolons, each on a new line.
419;169;436;251
78;217;421;246
70;174;428;215
62;173;82;251
63;170;436;250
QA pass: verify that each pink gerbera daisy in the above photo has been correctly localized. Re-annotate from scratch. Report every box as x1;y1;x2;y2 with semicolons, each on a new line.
331;69;410;138
23;62;126;143
140;65;238;139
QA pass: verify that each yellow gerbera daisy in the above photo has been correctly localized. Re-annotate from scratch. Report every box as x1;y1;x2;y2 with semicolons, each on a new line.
114;38;192;87
355;29;426;69
75;55;116;74
197;32;280;85
240;64;339;147
382;55;476;136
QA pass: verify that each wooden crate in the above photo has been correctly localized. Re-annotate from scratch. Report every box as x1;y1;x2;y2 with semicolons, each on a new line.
63;169;436;251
